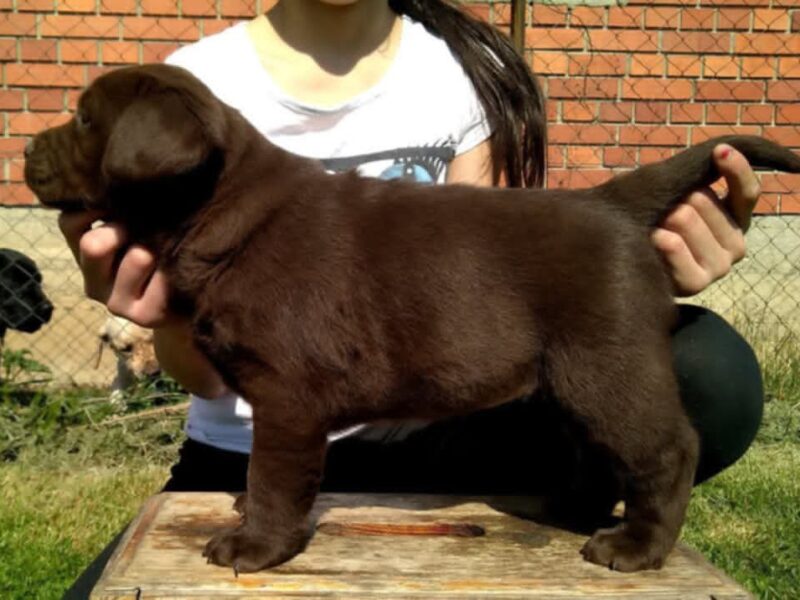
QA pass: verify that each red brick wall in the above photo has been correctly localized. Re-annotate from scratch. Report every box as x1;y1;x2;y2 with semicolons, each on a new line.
2;0;800;213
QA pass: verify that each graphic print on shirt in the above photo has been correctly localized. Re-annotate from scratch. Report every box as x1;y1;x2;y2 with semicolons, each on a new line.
320;142;456;184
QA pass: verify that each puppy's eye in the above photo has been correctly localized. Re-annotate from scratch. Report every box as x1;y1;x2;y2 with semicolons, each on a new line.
75;111;91;130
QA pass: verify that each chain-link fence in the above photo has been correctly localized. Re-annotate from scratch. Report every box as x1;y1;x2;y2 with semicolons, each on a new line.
1;0;799;386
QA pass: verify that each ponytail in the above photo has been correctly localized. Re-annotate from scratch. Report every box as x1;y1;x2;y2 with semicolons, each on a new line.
389;0;547;188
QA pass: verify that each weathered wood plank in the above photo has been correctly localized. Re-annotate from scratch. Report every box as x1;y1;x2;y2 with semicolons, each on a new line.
92;493;753;599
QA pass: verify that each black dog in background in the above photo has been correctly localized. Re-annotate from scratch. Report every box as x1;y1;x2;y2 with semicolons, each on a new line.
0;248;53;342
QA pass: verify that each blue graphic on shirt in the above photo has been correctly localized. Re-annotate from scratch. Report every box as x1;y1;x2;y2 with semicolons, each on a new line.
320;143;456;184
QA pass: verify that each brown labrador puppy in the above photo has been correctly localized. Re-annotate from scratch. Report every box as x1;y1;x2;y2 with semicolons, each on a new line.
24;64;800;573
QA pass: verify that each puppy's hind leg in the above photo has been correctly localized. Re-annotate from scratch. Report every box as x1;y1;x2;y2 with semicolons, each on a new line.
548;340;699;572
203;396;327;573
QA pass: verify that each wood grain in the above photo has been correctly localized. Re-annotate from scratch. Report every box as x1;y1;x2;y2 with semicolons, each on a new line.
91;493;753;599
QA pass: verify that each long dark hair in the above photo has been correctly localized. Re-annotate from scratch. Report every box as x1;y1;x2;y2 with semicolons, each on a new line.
389;0;547;188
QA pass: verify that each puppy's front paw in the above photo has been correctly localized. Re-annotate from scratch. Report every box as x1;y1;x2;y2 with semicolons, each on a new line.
202;525;302;573
580;524;669;572
232;493;247;518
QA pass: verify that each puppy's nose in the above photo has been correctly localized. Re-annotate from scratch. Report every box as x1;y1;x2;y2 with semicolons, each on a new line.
24;138;35;157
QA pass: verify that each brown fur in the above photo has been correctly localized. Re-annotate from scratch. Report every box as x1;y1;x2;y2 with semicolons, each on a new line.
24;64;800;573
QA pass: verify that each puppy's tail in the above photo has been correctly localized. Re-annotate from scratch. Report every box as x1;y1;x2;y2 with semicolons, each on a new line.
598;135;800;228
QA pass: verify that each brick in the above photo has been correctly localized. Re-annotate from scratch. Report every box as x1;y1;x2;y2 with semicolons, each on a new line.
547;168;612;190
635;102;668;123
0;39;15;61
7;111;71;135
741;104;774;124
463;3;489;24
619;124;688;145
661;31;729;54
767;81;800;102
666;55;702;78
640;147;675;165
546;77;618;100
546;102;558;123
547;124;617;145
588;30;657;53
561;101;596;122
622;78;693;100
692;125;761;143
704;56;738;78
531;5;569;26
142;41;181;63
779;194;800;215
569;7;604;28
102;40;139;63
793;12;800;33
706;104;738;124
140;0;179;15
778;57;800;78
735;33;800;55
41;15;120;38
567;53;625;77
525;28;584;51
181;0;217;17
547;146;564;169
100;0;138;11
60;39;100;63
86;65;116;84
66;89;82;110
20;39;58;62
27;89;65;111
753;9;789;31
776;105;800;125
0;90;24;110
7;158;26;183
603;146;637;167
55;0;96;12
0;13;37;36
718;8;751;30
696;80;764;101
670;103;703;124
754;194;779;215
0;138;28;154
5;64;85;87
566;146;602;168
532;51;568;75
762;126;800;147
644;7;679;28
761;173;800;194
629;54;664;77
489;2;510;26
1;184;37;206
607;6;643;28
219;0;256;18
741;56;778;79
19;0;54;10
122;17;201;41
680;8;715;30
599;102;633;123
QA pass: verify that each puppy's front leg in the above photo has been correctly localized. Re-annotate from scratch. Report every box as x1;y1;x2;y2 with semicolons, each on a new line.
203;414;327;573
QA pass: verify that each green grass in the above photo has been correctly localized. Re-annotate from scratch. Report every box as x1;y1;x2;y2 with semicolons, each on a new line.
0;334;798;599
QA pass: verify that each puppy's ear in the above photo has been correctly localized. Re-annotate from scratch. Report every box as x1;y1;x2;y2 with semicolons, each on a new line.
101;91;217;182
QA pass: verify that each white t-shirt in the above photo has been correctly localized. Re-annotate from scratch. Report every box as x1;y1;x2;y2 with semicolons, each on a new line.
166;16;492;454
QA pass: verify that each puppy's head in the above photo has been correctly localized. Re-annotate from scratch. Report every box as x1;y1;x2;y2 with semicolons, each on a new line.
0;249;53;335
24;64;227;220
99;315;159;385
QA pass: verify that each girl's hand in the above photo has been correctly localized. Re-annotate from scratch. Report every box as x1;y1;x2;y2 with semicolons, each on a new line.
651;144;761;297
58;211;173;328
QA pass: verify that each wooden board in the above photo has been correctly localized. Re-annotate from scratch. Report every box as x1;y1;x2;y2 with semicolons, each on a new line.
92;493;752;599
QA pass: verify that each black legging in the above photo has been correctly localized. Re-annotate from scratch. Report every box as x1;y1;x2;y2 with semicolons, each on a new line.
64;304;763;599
